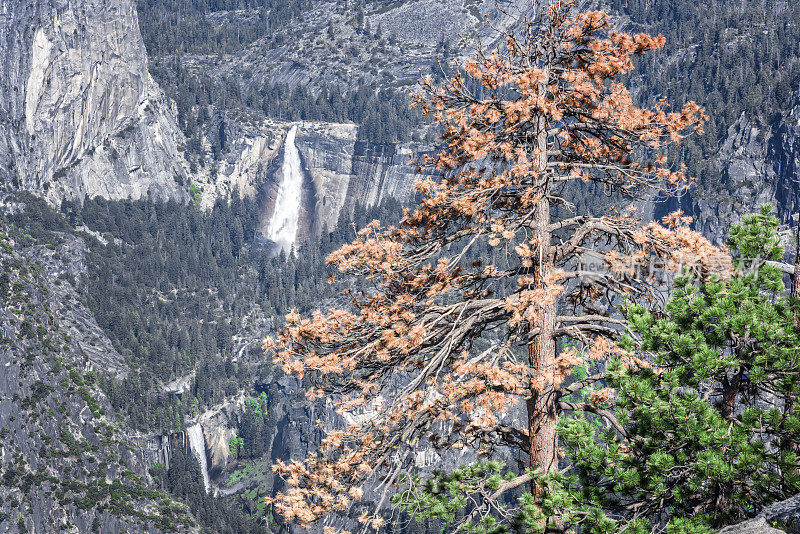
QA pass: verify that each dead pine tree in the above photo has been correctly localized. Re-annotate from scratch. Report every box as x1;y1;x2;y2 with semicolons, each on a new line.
264;0;720;530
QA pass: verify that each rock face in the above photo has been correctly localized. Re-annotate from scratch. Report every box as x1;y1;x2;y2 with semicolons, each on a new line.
197;397;242;480
760;493;800;534
0;0;188;204
717;517;784;534
139;433;173;472
198;118;428;249
718;493;800;533
688;113;779;242
30;233;128;378
191;0;533;97
294;122;427;232
246;121;431;247
195;120;286;211
684;89;800;242
772;98;800;226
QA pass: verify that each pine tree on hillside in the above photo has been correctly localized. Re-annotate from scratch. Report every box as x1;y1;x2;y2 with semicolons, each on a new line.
265;0;714;530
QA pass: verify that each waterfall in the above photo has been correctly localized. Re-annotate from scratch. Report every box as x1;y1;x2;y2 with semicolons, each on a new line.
186;424;211;493
266;124;303;253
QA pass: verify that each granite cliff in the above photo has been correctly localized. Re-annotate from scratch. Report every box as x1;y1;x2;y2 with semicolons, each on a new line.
0;0;188;204
199;119;430;248
678;89;800;243
0;0;432;242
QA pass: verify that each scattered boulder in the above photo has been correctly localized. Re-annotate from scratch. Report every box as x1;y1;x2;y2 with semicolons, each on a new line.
761;493;800;534
718;517;784;534
718;493;800;533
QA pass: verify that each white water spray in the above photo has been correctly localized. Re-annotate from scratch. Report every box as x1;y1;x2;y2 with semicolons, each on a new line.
267;124;303;253
186;424;211;493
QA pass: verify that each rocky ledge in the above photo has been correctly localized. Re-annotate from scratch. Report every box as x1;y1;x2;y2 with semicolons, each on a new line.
719;493;800;533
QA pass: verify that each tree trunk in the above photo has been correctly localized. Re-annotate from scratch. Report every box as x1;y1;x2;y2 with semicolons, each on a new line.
527;196;559;492
788;217;800;471
720;368;743;421
526;66;559;504
792;220;800;327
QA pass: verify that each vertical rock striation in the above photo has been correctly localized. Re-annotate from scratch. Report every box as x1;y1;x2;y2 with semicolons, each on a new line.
0;0;188;204
256;121;430;247
772;95;800;223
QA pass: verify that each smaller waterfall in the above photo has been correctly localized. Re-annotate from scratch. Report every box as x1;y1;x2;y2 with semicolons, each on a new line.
186;424;211;493
266;124;304;254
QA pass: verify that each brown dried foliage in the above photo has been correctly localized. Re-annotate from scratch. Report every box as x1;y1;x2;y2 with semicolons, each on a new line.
264;1;723;530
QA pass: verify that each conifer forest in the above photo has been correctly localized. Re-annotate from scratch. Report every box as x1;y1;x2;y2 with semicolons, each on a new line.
2;0;800;533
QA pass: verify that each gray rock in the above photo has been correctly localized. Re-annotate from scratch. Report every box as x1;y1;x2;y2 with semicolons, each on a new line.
718;517;785;534
27;233;128;378
718;493;800;533
761;493;800;534
0;228;198;533
197;397;243;479
293;122;429;235
690;88;800;243
0;0;188;204
220;120;434;246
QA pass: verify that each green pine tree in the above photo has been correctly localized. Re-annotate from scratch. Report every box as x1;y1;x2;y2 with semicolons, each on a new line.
561;205;800;532
395;208;800;533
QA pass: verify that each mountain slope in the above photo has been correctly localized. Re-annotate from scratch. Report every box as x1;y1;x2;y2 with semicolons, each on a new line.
0;209;196;533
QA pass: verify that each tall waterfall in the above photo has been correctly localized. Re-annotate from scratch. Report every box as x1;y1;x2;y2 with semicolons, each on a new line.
186;424;211;493
266;124;303;253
